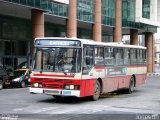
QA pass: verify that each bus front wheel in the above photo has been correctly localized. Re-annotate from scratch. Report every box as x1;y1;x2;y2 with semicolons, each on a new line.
53;95;62;100
91;80;100;101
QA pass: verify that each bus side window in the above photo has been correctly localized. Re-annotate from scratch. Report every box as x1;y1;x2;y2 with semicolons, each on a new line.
124;48;130;65
115;48;124;66
130;49;137;65
113;48;117;65
105;47;114;66
95;47;104;65
137;49;143;65
143;50;147;65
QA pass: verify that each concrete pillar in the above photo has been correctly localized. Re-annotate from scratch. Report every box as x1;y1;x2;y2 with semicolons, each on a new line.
113;0;122;42
31;9;44;67
152;35;155;73
66;0;77;38
32;9;44;40
130;29;138;45
31;9;44;53
92;0;102;42
145;32;154;73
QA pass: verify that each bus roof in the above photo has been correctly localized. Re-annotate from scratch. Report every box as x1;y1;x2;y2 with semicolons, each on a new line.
35;37;146;49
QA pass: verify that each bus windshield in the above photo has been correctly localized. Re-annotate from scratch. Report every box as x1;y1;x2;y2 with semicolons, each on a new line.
34;47;82;73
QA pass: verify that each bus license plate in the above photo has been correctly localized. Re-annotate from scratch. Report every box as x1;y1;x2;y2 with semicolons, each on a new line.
63;91;71;95
44;90;59;95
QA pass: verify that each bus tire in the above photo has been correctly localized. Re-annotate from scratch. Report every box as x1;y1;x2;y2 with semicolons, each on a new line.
53;95;62;100
127;76;135;94
91;80;100;101
0;80;3;90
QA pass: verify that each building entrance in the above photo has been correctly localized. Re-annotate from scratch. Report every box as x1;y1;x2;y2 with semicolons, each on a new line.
0;39;29;75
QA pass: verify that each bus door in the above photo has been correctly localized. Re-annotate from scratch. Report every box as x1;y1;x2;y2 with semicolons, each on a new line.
105;47;128;90
130;49;138;75
115;48;127;88
104;47;118;92
82;45;94;79
81;45;94;96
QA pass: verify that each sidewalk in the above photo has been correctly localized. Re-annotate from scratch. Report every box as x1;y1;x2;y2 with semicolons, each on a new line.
147;66;160;76
147;73;160;76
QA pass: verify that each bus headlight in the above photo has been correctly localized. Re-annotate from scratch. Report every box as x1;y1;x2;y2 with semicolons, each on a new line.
33;83;38;87
64;85;80;90
39;84;42;88
32;83;42;88
70;85;74;89
64;85;70;89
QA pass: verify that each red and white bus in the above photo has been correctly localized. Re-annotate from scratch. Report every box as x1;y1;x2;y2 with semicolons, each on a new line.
29;37;147;100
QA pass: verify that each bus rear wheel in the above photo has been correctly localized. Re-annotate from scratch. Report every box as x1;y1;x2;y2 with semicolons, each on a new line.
91;80;100;101
127;76;135;94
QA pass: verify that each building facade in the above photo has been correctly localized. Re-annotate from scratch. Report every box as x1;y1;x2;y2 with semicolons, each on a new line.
0;0;159;74
155;39;160;66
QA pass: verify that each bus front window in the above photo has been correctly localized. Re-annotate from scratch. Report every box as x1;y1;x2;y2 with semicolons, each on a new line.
34;48;82;73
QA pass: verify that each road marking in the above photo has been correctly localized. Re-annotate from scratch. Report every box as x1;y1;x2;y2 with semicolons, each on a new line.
13;108;24;111
102;106;160;114
52;105;110;114
33;107;59;113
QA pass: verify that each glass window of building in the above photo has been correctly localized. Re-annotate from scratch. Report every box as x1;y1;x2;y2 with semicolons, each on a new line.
122;0;135;27
102;0;115;26
142;0;150;19
77;28;92;39
77;0;94;22
0;16;30;74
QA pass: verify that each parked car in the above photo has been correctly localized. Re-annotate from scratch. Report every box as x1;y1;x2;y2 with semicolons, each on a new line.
0;66;9;90
11;68;30;88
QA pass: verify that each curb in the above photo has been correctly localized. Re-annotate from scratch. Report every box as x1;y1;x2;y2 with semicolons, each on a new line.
147;73;160;76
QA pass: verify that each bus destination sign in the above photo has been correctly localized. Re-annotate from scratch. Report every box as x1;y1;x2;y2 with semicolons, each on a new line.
35;39;81;47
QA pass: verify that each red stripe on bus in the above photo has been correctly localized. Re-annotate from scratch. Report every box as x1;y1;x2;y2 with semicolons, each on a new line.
33;74;75;78
94;66;105;69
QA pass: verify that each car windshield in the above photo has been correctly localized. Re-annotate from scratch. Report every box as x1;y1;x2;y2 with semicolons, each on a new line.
14;70;26;77
34;47;82;73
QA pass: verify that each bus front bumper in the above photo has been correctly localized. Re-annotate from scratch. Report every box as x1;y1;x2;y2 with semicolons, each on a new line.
29;87;80;97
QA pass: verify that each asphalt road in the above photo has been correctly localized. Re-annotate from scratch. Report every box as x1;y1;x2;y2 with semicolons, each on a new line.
0;76;160;120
